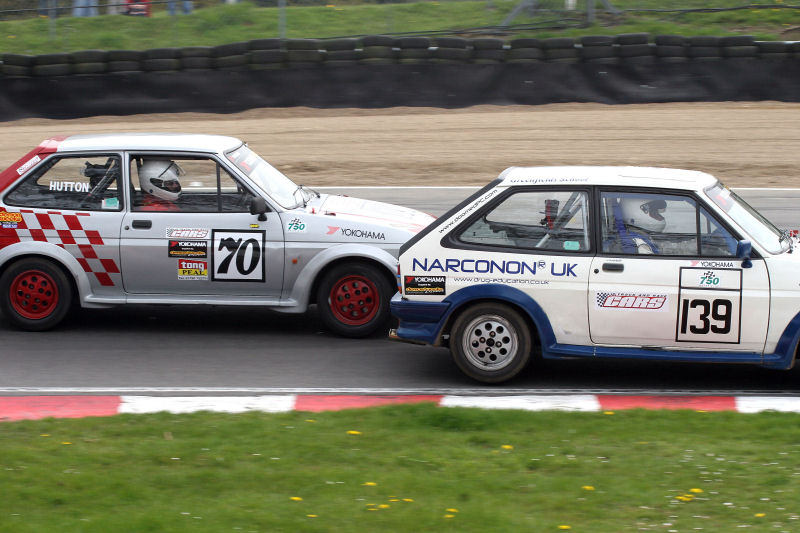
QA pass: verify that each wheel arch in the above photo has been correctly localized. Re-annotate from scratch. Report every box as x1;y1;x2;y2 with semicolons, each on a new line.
439;284;553;349
0;242;92;303
287;244;398;311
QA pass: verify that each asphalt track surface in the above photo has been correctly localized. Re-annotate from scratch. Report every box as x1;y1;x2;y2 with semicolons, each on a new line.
1;187;799;396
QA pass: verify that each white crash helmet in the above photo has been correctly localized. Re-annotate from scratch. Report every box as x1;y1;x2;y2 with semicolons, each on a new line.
619;197;667;233
138;159;183;201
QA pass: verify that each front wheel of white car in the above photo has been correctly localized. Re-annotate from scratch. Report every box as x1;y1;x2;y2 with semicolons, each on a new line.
450;303;532;383
316;263;393;338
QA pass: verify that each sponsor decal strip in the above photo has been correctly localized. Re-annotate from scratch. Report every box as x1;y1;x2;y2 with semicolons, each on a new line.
3;394;798;421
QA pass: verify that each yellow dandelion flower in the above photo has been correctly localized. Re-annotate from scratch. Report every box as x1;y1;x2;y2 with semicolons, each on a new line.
582;485;595;491
367;508;379;512
40;434;50;437
389;498;400;502
325;4;335;7
603;411;615;415
444;514;455;519
755;513;766;518
347;430;362;436
378;504;390;509
501;444;514;450
689;488;703;493
558;526;572;530
403;498;414;502
305;419;316;423
446;508;459;513
61;442;72;445
290;496;303;502
362;482;377;486
307;514;318;518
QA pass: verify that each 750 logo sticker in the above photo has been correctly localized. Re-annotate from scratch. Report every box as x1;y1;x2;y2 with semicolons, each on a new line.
211;230;266;282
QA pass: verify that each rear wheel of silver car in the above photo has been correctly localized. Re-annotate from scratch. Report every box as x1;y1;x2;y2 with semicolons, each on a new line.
0;258;73;331
317;263;393;338
450;303;531;383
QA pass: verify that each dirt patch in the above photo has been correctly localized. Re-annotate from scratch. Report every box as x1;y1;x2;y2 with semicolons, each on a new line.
1;102;798;188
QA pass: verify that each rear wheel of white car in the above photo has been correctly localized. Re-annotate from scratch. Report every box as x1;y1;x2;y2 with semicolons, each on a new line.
317;263;393;338
0;258;73;331
450;303;532;383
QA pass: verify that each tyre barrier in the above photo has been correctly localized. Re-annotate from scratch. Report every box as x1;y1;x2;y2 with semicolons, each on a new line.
4;34;798;77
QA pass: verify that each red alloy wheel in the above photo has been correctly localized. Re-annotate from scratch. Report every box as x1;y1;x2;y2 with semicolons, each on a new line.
9;269;59;320
328;274;380;326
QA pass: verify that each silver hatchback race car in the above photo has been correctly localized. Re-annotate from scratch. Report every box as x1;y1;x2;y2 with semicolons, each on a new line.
0;133;434;336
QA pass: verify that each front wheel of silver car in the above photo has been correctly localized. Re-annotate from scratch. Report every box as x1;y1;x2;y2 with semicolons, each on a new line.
316;262;393;338
450;303;532;383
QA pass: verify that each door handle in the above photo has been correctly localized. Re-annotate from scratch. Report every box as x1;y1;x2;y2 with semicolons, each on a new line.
602;263;624;272
131;220;152;229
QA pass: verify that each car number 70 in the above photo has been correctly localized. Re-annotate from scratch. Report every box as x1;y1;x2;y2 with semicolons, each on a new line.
212;230;266;282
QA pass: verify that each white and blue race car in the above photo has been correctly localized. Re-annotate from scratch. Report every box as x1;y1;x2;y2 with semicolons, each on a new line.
391;166;800;383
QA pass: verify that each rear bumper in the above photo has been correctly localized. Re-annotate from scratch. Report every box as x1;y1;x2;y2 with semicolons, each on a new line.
389;292;451;345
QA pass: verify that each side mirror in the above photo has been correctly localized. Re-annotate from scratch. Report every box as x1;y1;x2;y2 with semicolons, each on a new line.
736;240;753;269
249;196;268;221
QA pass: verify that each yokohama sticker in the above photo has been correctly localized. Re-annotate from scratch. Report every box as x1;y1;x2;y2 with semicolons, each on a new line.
167;227;210;239
404;275;446;295
178;259;208;280
595;292;668;311
168;240;208;258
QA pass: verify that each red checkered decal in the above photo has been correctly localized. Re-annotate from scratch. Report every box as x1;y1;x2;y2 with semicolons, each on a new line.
0;208;119;287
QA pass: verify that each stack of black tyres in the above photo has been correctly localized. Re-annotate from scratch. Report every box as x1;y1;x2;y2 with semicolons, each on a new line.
71;50;108;75
214;42;249;71
687;36;722;61
543;37;578;62
142;48;180;73
471;38;505;64
655;35;687;63
108;50;143;74
579;35;617;64
180;46;213;71
249;39;284;70
616;33;654;65
2;54;34;77
757;40;791;60
33;53;72;76
395;36;431;64
720;35;756;60
286;39;323;68
360;35;395;64
432;37;470;64
323;38;361;66
507;38;543;63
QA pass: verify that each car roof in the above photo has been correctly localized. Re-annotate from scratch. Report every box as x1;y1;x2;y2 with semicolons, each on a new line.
54;133;244;154
498;166;719;191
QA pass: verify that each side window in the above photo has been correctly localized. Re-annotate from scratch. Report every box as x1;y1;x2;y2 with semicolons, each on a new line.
699;207;737;257
601;192;734;257
130;156;255;213
457;190;590;252
4;155;122;211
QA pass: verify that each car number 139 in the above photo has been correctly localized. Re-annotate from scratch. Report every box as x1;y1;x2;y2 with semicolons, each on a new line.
676;267;742;344
212;230;266;282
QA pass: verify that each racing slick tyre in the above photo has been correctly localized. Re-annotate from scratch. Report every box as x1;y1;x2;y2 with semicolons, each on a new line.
316;263;392;338
450;303;532;384
0;258;73;331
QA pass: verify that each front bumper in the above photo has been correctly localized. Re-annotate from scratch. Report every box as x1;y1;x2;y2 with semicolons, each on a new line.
389;292;451;346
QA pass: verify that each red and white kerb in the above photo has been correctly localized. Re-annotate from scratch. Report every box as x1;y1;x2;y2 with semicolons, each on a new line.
0;209;119;287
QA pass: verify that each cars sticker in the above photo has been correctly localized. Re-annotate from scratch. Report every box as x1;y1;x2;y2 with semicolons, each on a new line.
286;218;307;233
48;181;91;192
168;240;208;258
177;259;208;280
16;155;40;175
676;267;742;344
595;292;668;311
404;275;446;295
211;230;266;282
166;227;210;239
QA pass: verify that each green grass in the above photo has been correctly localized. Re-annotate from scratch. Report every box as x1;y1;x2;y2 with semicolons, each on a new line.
1;403;800;532
1;1;799;54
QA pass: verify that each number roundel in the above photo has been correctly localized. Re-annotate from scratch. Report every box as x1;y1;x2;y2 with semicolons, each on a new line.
212;230;265;282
